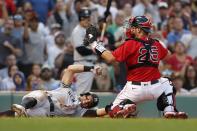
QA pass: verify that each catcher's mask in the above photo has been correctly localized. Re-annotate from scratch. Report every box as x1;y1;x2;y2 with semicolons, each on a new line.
80;92;99;108
128;16;152;33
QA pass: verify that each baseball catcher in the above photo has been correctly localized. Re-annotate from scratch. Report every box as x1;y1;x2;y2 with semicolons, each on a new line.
83;15;188;119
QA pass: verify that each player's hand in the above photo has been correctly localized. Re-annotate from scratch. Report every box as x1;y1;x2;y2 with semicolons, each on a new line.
83;25;99;46
91;65;102;75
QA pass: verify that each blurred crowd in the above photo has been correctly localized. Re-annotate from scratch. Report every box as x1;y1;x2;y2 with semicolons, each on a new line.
0;0;197;95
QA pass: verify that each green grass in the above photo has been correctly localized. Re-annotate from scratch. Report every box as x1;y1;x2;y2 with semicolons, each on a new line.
0;118;196;131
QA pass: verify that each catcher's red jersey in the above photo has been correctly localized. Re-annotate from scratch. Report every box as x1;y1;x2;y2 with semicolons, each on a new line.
112;37;168;81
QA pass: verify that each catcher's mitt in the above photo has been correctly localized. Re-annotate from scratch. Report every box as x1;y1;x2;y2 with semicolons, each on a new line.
83;25;99;46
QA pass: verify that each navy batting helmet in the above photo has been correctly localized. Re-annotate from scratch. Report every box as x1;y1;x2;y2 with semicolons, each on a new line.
78;7;91;21
80;92;99;108
129;16;152;33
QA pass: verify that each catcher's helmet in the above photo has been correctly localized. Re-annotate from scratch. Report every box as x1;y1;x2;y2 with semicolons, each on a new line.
80;92;99;108
129;16;152;33
78;7;91;21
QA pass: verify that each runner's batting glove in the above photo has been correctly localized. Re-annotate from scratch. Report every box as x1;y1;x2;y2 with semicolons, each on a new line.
83;25;107;56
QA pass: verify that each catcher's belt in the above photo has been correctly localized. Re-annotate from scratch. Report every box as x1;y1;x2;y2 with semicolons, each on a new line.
131;79;159;86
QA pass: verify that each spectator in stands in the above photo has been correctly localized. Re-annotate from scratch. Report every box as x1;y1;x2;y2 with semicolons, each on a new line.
114;14;128;45
132;0;156;19
12;14;25;62
123;3;132;19
13;72;26;91
169;0;182;17
181;21;197;58
183;64;197;91
23;10;49;37
39;65;60;90
46;31;65;68
181;2;193;30
23;9;33;22
12;14;24;45
193;56;197;72
23;1;33;12
165;16;175;38
15;0;26;7
47;0;70;37
94;62;111;91
133;0;145;17
65;0;84;32
97;0;118;20
107;10;125;37
0;54;16;79
165;41;193;74
191;0;197;22
171;73;190;95
55;38;74;79
0;18;22;68
0;65;19;91
26;64;41;91
45;23;62;52
22;13;47;77
157;1;169;31
26;0;54;24
167;16;191;51
0;0;16;17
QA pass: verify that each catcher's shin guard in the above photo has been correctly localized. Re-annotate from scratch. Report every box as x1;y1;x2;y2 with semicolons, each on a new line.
157;84;188;119
157;80;177;112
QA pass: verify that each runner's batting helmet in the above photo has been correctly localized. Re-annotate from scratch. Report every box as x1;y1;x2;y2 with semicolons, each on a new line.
80;92;99;108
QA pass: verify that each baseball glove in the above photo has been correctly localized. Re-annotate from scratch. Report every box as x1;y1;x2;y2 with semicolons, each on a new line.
83;25;99;46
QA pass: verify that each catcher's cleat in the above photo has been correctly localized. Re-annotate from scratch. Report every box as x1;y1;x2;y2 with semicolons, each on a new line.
164;112;176;119
11;104;27;117
175;112;188;119
164;111;188;119
116;104;137;118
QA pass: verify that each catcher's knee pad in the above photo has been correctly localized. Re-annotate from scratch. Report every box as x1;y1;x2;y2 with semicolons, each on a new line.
157;93;169;111
107;99;136;118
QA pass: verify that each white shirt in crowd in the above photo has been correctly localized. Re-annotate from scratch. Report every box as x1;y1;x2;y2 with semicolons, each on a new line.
0;77;15;91
46;44;64;68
